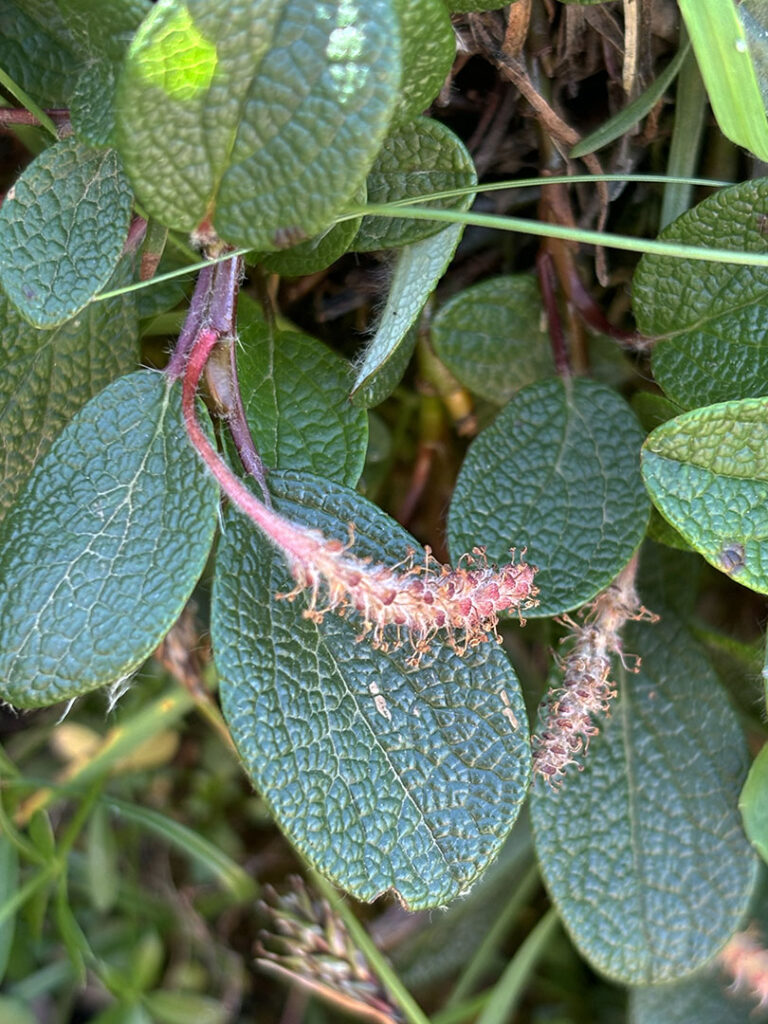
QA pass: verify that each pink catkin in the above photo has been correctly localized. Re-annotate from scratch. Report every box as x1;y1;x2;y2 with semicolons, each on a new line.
532;556;657;785
182;328;539;662
277;531;539;661
718;927;768;1010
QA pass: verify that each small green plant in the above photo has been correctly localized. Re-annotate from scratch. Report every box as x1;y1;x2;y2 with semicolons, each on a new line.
3;1;768;1021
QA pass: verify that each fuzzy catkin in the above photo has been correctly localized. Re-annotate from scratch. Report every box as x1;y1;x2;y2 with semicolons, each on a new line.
532;557;656;785
277;528;539;663
718;927;768;1009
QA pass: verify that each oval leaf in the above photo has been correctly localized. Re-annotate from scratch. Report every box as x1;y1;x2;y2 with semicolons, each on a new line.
235;316;368;486
0;371;219;707
448;377;650;617
351;222;464;405
353;117;476;252
115;0;401;248
0;137;133;328
431;275;555;403
531;608;757;985
633;178;768;408
642;397;768;594
212;470;531;909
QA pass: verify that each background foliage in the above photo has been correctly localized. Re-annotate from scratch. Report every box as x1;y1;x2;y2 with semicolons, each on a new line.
2;1;768;1022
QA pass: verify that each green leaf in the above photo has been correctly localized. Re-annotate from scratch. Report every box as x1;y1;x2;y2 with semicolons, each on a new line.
0;271;139;525
531;608;757;985
235;318;368;487
0;996;37;1024
354;117;476;252
90;1004;151;1024
431;275;555;404
104;797;258;901
630;969;768;1024
16;0;149;60
741;2;768;106
351;222;463;405
0;3;73;107
645;509;692;552
129;932;164;992
258;202;363;277
212;470;531;909
642;397;768;594
0;836;19;984
65;0;152;143
570;42;690;159
630;392;682;433
442;1;508;11
394;0;454;124
87;804;119;913
633;179;768;408
6;1;149;142
70;62;119;147
115;0;401;248
0;371;219;708
142;991;229;1024
679;0;768;161
0;137;133;328
449;377;649;618
740;743;768;866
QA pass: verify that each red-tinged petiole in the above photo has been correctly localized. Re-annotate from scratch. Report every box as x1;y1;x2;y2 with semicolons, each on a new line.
177;256;539;662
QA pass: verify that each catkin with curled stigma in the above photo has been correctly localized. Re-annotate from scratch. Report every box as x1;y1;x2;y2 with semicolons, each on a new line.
532;556;657;785
277;527;539;664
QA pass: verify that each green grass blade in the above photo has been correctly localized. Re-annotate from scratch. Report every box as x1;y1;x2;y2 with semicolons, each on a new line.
570;42;690;159
104;797;257;902
0;68;58;138
474;908;559;1024
660;44;709;228
679;0;768;159
348;202;768;268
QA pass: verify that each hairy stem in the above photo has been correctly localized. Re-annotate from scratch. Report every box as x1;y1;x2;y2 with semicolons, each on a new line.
179;282;538;661
170;254;271;500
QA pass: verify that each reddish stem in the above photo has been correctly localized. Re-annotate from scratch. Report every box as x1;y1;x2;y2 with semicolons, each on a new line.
171;255;270;501
181;326;308;560
536;249;571;377
166;264;216;380
0;107;70;128
563;264;647;349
